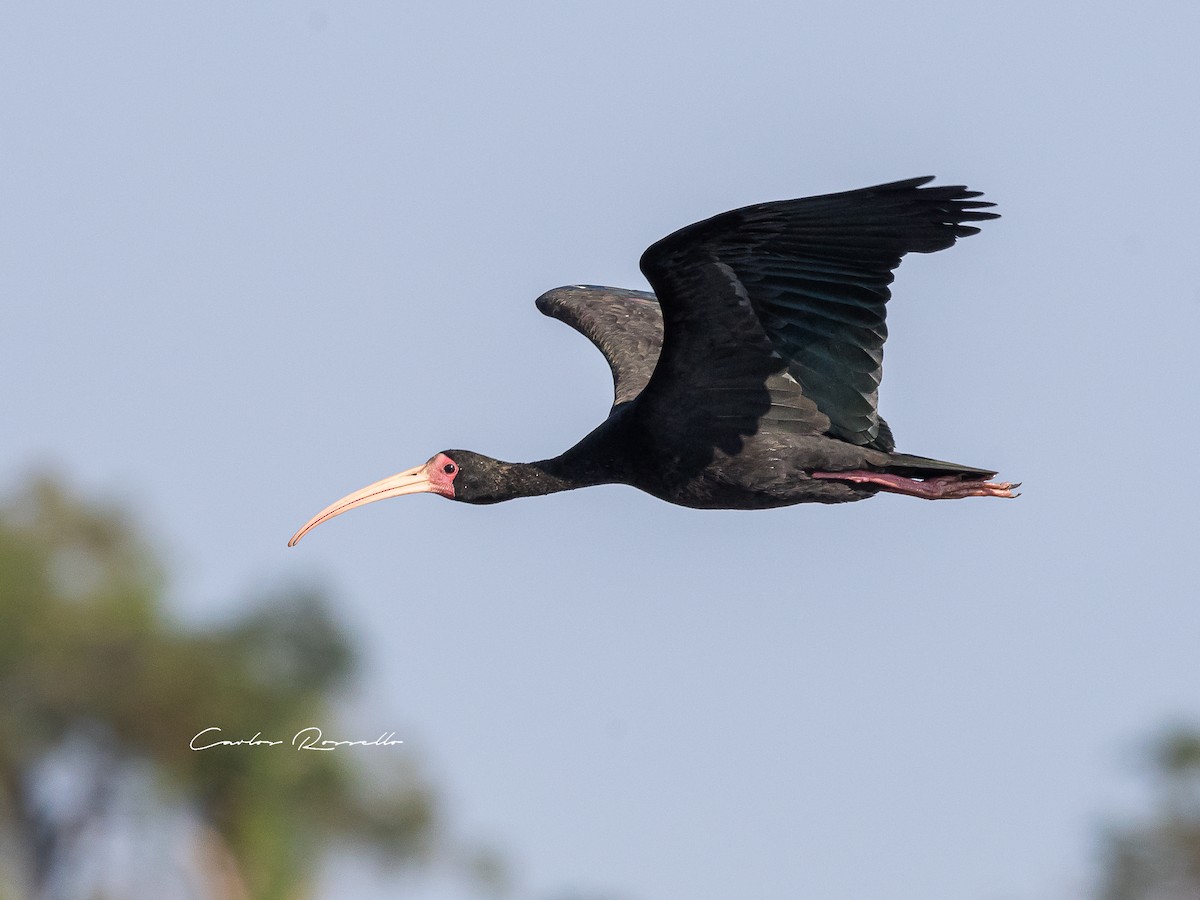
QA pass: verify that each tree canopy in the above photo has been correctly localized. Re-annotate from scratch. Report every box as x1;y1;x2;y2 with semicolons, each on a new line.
1099;726;1200;900
0;475;435;898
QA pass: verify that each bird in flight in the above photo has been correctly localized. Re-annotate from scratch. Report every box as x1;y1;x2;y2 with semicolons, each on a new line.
289;176;1015;546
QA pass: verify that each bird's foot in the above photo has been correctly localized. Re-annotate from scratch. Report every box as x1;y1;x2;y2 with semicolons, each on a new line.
811;470;1021;500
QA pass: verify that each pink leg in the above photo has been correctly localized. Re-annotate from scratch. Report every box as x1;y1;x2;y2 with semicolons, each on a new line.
811;470;1021;500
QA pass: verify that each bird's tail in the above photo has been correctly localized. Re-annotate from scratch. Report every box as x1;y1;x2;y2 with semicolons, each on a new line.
881;453;998;480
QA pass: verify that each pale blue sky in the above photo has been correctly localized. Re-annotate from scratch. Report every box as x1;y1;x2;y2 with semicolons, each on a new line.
3;3;1199;898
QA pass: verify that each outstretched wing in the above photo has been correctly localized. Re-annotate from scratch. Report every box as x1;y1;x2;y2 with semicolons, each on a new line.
536;285;663;408
638;176;998;450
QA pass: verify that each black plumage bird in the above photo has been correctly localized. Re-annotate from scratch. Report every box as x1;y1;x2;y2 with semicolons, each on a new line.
289;176;1015;546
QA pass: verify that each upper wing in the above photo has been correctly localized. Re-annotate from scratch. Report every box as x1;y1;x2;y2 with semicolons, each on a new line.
536;285;663;408
638;176;998;450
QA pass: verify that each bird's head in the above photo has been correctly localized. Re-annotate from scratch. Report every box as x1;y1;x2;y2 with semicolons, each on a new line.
287;449;510;546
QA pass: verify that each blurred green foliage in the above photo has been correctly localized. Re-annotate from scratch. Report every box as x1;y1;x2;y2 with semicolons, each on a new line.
0;475;435;898
1099;727;1200;900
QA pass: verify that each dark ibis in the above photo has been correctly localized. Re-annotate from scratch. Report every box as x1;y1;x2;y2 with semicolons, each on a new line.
289;177;1016;546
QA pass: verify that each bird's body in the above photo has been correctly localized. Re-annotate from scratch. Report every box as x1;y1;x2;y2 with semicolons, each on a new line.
290;177;1015;546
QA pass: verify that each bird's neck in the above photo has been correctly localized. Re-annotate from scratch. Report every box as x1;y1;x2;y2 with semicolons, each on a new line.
493;427;630;501
463;416;634;503
452;451;618;505
489;452;612;501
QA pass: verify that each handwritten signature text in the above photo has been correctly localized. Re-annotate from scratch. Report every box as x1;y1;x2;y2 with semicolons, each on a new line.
190;726;403;751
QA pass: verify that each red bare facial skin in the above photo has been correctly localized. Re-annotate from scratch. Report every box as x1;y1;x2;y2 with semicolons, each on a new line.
425;452;460;498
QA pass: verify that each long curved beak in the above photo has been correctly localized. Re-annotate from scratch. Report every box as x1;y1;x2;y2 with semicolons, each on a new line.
288;463;434;546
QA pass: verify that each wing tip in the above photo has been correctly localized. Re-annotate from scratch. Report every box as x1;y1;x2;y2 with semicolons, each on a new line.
537;285;657;313
876;176;1000;213
534;287;564;316
535;285;600;318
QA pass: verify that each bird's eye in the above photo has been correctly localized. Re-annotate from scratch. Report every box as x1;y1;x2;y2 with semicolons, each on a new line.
443;463;456;475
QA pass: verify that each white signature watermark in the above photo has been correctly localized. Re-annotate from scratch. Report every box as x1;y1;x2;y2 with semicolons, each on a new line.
190;726;403;751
